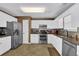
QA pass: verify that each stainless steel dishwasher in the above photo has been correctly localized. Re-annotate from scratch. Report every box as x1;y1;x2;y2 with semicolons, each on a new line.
62;40;77;56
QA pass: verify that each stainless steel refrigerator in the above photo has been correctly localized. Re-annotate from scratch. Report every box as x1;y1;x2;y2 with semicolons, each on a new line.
7;21;23;49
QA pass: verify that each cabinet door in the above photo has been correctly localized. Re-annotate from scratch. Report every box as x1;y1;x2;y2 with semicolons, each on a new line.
6;36;11;50
0;37;11;55
64;15;72;30
0;38;4;55
7;15;17;22
48;35;52;43
54;36;62;55
50;35;62;55
0;11;7;27
0;16;6;27
0;20;6;27
58;18;63;28
62;40;77;56
51;20;57;29
0;11;17;27
32;21;39;28
31;34;39;43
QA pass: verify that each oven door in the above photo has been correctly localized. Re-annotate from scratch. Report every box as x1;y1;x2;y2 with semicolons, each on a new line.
39;34;47;44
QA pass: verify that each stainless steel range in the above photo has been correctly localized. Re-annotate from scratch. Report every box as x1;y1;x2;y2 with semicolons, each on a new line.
39;25;47;44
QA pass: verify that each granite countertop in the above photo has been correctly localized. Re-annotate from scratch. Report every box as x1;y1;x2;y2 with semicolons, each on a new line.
56;35;79;45
0;35;11;38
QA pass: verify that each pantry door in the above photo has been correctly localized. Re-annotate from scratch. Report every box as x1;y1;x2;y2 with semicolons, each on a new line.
23;20;29;44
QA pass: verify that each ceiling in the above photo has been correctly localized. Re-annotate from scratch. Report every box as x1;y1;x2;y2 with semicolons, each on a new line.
0;3;74;18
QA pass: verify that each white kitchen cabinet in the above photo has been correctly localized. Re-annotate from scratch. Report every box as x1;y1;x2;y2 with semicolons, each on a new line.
52;35;62;55
0;19;6;27
57;18;63;28
31;20;39;28
31;34;39;43
32;20;60;29
48;34;57;48
63;15;77;31
47;21;54;29
48;35;53;43
0;11;17;27
0;36;11;55
64;15;72;30
48;34;62;55
54;20;58;29
32;20;54;29
77;46;79;56
6;14;17;22
0;11;7;27
49;20;58;29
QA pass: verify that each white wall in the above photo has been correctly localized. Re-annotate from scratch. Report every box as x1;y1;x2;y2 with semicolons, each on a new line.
55;4;79;31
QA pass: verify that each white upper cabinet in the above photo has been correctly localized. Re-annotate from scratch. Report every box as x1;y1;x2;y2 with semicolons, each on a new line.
57;18;63;28
47;20;58;29
32;20;54;29
64;15;77;31
0;11;7;27
31;20;39;28
64;15;72;30
32;20;62;29
0;11;17;27
6;14;17;22
31;34;39;43
54;4;79;31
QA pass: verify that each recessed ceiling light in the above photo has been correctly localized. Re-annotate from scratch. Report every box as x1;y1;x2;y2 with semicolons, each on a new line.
20;7;46;13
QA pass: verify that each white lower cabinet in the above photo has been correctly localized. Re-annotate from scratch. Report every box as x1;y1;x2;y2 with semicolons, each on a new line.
48;35;52;43
31;34;39;43
48;34;62;55
0;36;11;55
77;46;79;56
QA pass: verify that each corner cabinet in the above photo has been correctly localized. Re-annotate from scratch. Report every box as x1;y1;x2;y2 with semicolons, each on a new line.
0;36;11;55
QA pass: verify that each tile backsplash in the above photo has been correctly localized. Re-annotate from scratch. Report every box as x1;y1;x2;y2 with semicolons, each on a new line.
68;31;77;39
58;29;79;40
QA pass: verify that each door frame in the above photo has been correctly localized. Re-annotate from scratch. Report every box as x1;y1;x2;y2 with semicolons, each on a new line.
16;16;32;43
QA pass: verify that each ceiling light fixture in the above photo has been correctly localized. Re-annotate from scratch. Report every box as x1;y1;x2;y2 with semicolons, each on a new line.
20;7;46;13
